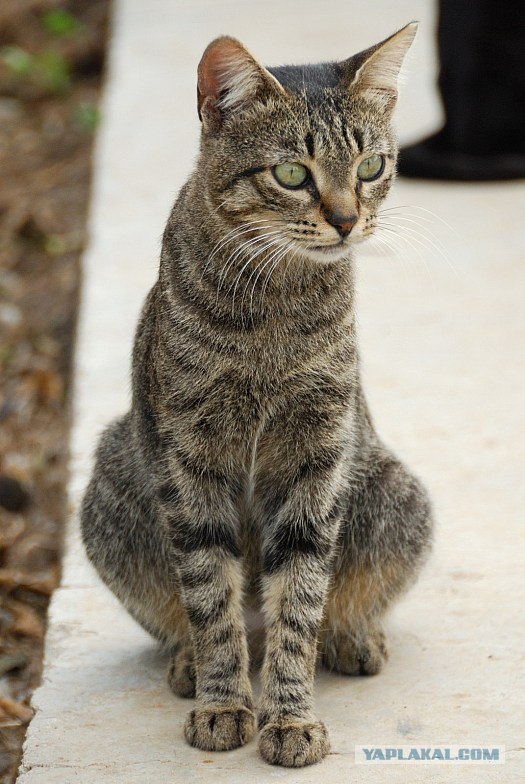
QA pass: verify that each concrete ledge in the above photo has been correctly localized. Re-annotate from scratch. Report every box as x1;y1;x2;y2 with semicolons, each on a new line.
19;0;525;781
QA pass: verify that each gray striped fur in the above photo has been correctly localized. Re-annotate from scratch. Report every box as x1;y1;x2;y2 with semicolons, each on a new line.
81;25;432;767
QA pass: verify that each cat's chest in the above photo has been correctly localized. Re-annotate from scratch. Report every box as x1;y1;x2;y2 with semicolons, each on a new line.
161;304;357;469
237;316;355;378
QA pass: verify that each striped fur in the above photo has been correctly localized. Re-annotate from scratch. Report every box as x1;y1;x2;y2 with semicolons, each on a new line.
81;26;432;767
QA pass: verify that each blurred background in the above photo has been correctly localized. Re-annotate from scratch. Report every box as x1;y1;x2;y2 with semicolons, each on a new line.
1;1;524;782
0;3;109;780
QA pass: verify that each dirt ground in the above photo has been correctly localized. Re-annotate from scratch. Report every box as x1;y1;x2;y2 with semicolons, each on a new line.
0;2;109;780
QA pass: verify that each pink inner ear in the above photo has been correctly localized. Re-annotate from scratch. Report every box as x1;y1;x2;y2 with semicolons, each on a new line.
197;38;245;117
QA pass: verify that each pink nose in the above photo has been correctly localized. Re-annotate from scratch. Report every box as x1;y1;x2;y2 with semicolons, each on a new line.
322;209;358;238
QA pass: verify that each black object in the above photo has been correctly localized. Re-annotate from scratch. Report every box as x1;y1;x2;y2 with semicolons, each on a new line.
0;474;29;512
398;0;525;181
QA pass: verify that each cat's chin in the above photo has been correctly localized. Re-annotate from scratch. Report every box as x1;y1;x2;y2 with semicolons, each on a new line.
295;242;353;264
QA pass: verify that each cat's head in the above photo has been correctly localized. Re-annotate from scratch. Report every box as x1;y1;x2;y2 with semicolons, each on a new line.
196;24;416;264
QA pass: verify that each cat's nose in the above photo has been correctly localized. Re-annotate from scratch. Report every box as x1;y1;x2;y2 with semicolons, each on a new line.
322;209;358;238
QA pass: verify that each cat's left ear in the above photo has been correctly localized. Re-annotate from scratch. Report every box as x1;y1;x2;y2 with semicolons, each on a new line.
339;22;417;112
197;36;286;131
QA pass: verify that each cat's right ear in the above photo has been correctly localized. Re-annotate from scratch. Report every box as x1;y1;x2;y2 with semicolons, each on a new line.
197;37;286;131
339;23;417;112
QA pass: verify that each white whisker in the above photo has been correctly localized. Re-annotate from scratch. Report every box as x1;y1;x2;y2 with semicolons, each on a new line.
379;219;458;277
371;229;414;277
257;241;294;317
216;230;282;297
241;238;287;321
202;219;277;275
377;225;434;280
229;235;284;318
379;204;457;234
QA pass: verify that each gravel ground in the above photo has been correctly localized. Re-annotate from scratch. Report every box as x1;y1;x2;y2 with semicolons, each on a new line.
0;2;109;780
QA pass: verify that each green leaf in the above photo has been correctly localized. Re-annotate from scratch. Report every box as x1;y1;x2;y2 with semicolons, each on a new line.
34;50;71;93
42;9;80;36
44;235;67;255
0;46;33;75
74;103;100;132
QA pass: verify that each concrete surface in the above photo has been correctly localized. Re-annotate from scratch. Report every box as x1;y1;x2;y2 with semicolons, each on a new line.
18;0;525;781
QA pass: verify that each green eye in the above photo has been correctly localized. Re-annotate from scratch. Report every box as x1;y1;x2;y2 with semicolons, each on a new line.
273;162;309;189
357;154;384;181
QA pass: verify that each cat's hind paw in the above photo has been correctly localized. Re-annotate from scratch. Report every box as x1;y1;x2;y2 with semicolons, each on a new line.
167;645;196;698
258;719;330;767
323;627;388;676
184;705;256;751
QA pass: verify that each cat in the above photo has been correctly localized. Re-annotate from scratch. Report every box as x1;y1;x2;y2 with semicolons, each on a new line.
81;23;432;768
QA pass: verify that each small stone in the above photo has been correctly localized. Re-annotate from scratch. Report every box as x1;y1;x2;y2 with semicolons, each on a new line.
0;97;24;129
0;475;29;512
0;303;23;331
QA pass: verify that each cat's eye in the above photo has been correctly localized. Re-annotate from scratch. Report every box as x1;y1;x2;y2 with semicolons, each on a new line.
273;162;309;189
357;154;384;181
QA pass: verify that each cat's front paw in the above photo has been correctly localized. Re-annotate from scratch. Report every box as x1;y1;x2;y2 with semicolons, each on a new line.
167;645;195;698
258;719;330;767
184;705;256;751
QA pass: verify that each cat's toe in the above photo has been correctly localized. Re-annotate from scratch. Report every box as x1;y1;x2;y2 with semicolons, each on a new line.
184;705;256;751
324;628;388;676
167;646;196;698
258;719;330;767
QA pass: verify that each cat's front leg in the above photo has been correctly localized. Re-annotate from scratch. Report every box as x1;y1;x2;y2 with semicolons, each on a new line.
258;550;337;767
256;414;348;766
157;469;255;752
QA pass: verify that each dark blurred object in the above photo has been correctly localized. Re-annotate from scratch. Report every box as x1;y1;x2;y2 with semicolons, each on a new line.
399;0;525;180
0;476;29;513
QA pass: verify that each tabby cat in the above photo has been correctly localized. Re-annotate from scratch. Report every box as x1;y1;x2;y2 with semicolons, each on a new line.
81;23;432;767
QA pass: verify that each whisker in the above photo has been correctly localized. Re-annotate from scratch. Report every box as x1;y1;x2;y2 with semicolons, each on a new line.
379;206;436;223
216;229;282;287
379;204;457;234
203;219;277;275
240;238;287;320
277;240;302;290
370;229;414;277
216;230;282;297
258;240;296;314
377;225;434;281
212;198;230;213
367;232;399;260
221;243;279;318
379;219;458;277
229;236;284;318
243;248;286;327
379;213;452;258
232;247;280;326
379;213;448;242
280;241;299;286
209;219;271;255
208;220;274;260
246;245;287;323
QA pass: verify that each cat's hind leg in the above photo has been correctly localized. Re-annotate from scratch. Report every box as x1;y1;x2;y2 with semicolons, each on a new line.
167;642;196;698
320;447;432;675
81;415;195;695
321;562;396;676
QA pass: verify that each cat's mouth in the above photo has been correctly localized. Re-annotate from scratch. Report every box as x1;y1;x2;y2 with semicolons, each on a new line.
308;241;345;253
297;240;351;263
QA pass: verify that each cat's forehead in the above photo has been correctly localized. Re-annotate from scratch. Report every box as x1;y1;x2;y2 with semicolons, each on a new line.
263;63;391;156
261;86;390;169
268;62;343;93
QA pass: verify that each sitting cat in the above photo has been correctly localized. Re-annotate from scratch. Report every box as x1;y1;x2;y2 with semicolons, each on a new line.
81;23;432;767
